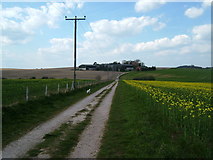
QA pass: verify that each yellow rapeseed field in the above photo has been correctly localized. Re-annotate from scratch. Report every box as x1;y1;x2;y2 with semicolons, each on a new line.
124;80;212;138
124;80;212;118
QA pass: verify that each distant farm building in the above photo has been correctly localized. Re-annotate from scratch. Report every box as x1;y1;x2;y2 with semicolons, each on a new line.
122;64;134;71
78;63;134;72
79;64;96;71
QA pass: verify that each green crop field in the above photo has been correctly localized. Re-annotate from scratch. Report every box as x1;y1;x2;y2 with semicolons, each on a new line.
99;68;212;158
2;79;94;107
121;68;212;82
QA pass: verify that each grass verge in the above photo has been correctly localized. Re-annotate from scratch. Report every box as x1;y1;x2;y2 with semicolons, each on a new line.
2;81;112;147
97;81;211;158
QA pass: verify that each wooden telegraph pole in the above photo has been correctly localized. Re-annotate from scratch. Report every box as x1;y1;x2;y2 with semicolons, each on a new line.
65;16;86;89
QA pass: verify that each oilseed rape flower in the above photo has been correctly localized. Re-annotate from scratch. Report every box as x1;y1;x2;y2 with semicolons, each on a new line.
124;80;212;118
124;80;212;138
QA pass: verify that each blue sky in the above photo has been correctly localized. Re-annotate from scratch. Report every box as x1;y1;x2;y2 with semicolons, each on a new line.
1;0;211;68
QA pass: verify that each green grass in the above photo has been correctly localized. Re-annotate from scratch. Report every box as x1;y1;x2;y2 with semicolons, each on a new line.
2;79;94;106
98;81;211;158
2;81;111;147
121;68;212;82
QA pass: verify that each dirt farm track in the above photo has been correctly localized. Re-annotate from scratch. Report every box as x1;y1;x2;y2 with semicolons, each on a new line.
1;67;123;80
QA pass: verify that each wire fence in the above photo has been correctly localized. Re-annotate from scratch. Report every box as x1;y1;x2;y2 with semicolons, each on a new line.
2;80;99;107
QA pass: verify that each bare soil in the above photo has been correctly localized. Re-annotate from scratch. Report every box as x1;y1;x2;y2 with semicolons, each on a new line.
1;67;122;80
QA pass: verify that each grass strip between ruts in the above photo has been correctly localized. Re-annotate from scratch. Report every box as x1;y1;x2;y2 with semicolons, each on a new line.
27;114;92;158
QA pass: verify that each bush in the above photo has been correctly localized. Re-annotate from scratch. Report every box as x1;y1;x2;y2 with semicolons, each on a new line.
133;76;155;81
141;66;156;71
30;77;36;79
42;77;49;79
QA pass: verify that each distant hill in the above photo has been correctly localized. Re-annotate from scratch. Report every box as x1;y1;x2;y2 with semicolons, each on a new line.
176;65;203;69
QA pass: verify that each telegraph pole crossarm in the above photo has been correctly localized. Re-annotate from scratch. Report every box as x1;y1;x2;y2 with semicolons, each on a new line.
65;16;86;90
65;16;86;21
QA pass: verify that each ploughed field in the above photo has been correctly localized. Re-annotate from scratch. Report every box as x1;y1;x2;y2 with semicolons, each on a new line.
1;67;122;80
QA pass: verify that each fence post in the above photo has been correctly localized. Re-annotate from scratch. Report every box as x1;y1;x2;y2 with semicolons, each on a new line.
58;83;60;94
66;83;69;92
26;86;29;101
71;81;74;90
45;85;48;96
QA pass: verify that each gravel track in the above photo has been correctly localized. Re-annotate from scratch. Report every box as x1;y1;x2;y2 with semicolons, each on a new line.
69;81;118;158
2;82;115;158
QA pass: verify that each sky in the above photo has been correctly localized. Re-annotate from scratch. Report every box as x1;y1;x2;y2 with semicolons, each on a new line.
1;0;212;69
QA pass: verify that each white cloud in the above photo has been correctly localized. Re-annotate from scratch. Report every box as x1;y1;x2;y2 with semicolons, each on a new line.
1;36;13;45
112;34;191;55
79;16;166;60
1;15;33;45
192;24;211;41
154;50;178;56
84;16;165;42
38;38;73;54
202;0;212;8
2;6;24;20
5;22;211;68
184;7;204;18
64;0;84;9
109;24;210;58
35;38;74;68
185;0;211;18
135;0;166;12
1;1;83;45
153;22;166;31
35;15;166;66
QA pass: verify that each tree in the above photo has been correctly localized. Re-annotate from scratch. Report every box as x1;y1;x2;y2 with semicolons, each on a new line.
135;59;141;64
131;59;144;69
141;62;145;67
112;61;120;64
